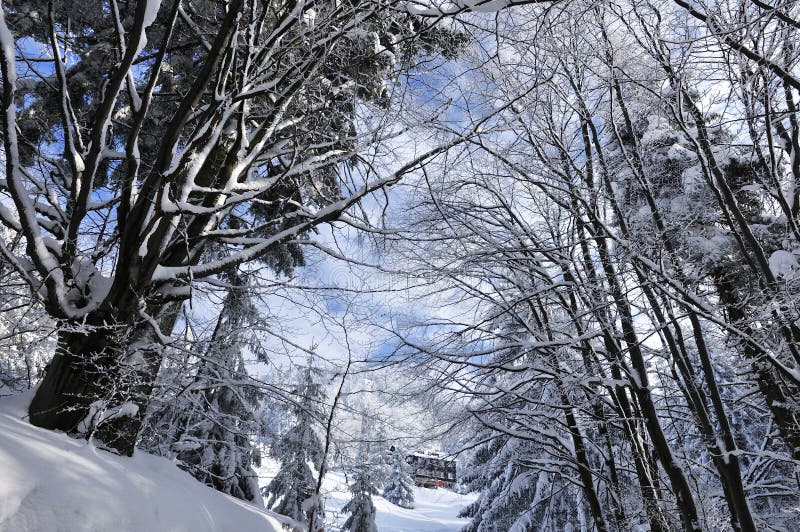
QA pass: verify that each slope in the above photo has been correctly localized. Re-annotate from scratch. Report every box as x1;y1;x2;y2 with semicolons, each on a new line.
0;392;288;532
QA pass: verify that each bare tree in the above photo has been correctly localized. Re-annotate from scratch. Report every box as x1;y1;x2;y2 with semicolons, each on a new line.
389;1;800;530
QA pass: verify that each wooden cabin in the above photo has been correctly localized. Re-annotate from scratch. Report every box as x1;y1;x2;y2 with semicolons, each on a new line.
406;451;457;489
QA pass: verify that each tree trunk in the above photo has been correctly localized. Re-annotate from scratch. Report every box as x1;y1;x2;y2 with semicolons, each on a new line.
29;328;118;435
29;305;179;456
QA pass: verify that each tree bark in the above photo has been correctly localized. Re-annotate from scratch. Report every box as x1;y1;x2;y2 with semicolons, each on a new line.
29;328;118;435
29;304;179;456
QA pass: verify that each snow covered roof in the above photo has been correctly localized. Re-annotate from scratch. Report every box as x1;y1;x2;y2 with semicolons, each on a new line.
408;450;456;462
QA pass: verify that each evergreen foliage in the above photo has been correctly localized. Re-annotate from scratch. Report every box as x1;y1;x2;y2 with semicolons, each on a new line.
262;362;327;524
1;0;469;457
381;445;415;509
342;463;379;532
140;272;265;503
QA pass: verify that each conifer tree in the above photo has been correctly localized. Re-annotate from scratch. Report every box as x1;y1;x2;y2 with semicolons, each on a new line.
341;413;379;531
342;463;379;532
262;361;326;525
140;271;265;503
382;445;415;509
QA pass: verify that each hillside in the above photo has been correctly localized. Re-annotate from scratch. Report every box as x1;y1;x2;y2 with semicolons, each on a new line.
0;392;288;532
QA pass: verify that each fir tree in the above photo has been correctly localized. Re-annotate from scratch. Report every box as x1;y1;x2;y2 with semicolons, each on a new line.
342;463;379;532
382;445;415;509
262;361;327;525
341;413;379;531
369;418;391;488
140;272;265;504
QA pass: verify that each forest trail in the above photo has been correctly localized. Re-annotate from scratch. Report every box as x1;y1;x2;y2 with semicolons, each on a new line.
259;460;477;531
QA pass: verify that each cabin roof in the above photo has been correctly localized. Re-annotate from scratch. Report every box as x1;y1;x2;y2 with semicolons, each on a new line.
408;451;456;462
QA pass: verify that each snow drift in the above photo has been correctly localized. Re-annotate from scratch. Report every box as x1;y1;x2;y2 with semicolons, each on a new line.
0;392;287;532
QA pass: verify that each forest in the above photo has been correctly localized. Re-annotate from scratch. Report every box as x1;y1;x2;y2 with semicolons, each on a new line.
1;0;800;531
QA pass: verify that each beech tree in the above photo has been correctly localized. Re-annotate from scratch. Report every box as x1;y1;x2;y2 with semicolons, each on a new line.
3;0;800;530
0;0;473;455
390;1;800;530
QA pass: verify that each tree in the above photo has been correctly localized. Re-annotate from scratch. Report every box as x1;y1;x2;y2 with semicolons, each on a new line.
381;445;415;509
0;244;54;392
342;462;379;532
5;0;800;528
262;360;326;525
459;435;589;532
0;0;469;455
139;269;265;503
389;1;800;530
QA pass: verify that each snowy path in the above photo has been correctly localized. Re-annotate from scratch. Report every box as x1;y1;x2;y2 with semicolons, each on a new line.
373;484;475;532
259;462;476;531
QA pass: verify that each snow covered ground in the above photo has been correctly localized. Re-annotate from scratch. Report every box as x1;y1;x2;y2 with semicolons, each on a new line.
0;392;287;532
0;389;475;532
259;460;477;531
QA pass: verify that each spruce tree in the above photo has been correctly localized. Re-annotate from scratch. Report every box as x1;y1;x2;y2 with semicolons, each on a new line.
342;463;379;532
262;361;326;525
140;271;265;503
341;413;380;531
382;445;415;509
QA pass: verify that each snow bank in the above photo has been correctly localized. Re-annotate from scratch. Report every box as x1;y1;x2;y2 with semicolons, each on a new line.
0;392;286;532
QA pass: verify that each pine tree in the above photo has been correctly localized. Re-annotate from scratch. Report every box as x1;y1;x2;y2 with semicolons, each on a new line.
262;361;327;525
382;445;415;509
174;359;264;504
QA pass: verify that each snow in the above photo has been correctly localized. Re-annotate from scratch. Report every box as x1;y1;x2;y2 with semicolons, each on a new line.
0;391;471;532
404;0;513;16
327;470;475;531
76;401;139;434
768;250;799;279
259;460;476;531
134;0;163;57
373;486;474;532
0;392;286;532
